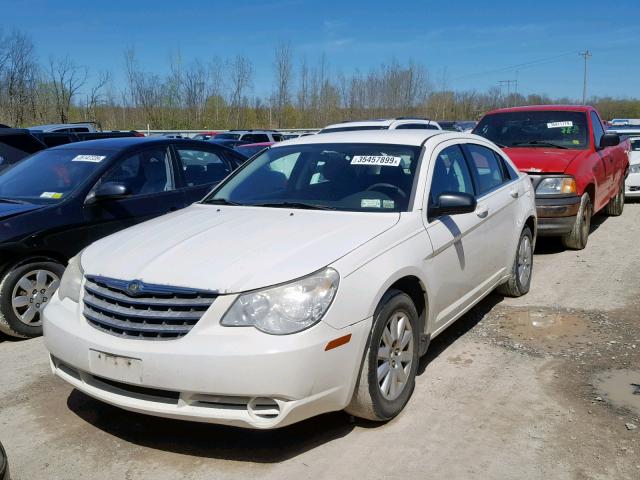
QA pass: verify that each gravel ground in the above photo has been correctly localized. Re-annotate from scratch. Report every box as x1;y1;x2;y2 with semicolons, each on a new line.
1;203;639;480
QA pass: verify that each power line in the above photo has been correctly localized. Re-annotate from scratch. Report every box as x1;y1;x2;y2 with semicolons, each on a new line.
499;79;518;106
579;50;592;105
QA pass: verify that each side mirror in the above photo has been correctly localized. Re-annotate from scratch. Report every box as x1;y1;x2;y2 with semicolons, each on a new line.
90;182;131;202
430;192;477;218
600;132;620;149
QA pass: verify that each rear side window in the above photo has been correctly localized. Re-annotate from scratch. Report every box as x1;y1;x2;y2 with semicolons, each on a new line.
396;123;429;130
464;144;507;195
175;148;231;187
493;151;519;179
242;134;270;143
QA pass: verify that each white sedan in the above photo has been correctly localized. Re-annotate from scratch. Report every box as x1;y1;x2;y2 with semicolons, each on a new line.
625;136;640;198
44;130;536;429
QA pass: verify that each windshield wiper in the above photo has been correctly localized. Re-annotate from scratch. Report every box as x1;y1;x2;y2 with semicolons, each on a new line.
511;140;569;149
250;201;336;210
0;197;29;204
205;198;244;206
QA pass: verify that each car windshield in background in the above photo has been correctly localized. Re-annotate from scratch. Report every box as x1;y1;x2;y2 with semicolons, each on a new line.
236;145;269;157
206;143;422;212
474;111;589;149
215;133;241;140
0;148;109;204
319;126;389;134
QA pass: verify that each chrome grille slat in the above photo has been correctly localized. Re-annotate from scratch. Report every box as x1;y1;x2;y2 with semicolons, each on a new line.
83;276;216;340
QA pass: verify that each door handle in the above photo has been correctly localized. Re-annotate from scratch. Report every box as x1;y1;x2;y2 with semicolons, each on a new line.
510;189;519;198
476;205;489;218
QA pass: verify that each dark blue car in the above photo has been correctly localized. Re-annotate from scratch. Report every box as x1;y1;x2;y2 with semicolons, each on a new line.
0;137;246;338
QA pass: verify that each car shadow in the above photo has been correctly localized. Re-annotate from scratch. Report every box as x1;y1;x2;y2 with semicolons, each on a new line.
534;213;609;255
66;293;506;463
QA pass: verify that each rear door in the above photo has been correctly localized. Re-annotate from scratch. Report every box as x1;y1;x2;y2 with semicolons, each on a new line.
173;145;235;204
83;145;185;244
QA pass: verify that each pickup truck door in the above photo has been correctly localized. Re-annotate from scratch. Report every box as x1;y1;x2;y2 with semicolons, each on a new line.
590;111;614;209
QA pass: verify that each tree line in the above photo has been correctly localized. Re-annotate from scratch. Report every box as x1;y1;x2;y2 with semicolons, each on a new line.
1;29;638;130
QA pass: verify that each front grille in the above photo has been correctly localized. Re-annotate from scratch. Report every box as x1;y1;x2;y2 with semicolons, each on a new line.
83;276;217;340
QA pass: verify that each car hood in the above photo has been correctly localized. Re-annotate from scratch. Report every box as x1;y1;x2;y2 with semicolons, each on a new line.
629;151;640;166
82;204;400;293
502;148;583;174
0;201;43;220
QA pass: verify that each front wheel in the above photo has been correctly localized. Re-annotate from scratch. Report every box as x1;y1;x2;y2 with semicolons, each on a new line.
497;226;533;297
561;193;592;250
0;261;65;338
345;290;419;421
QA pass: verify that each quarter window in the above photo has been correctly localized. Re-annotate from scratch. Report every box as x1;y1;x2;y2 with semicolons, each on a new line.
175;148;230;187
465;144;507;195
97;147;175;197
429;145;474;205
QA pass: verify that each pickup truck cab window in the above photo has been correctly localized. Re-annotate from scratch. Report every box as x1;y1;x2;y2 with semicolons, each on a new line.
590;111;605;148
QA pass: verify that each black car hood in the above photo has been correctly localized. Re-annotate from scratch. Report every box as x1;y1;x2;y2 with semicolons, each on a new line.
0;202;44;220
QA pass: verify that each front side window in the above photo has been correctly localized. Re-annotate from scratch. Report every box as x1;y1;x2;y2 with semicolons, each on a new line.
176;148;230;186
474;111;589;149
215;133;241;140
96;147;174;197
465;144;507;195
0;148;111;204
207;143;423;212
429;145;474;205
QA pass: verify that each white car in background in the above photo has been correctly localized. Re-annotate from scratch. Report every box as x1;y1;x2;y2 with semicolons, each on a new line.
625;136;640;198
320;117;442;134
44;130;536;429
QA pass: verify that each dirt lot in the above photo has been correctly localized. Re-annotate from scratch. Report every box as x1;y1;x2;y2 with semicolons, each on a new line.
1;204;639;480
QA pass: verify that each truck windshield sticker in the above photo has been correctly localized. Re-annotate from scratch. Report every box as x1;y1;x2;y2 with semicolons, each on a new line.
72;154;106;163
351;155;401;167
40;192;63;199
361;199;382;208
547;121;573;129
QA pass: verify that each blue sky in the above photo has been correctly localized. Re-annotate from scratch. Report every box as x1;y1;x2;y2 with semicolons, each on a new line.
2;0;639;100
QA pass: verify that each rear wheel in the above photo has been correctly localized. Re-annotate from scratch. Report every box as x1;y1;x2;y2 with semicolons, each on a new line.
0;261;64;338
605;181;624;216
561;193;592;250
497;226;533;297
345;290;419;421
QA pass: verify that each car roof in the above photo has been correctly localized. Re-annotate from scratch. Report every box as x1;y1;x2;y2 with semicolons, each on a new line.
236;142;275;147
484;105;595;115
273;129;463;147
47;136;198;151
28;123;95;130
322;118;436;130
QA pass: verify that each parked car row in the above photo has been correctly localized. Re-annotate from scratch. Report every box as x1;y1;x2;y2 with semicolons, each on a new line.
0;106;629;431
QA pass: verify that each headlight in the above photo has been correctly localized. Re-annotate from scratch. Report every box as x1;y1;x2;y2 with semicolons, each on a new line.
58;252;84;303
630;164;640;174
221;268;339;335
536;176;577;195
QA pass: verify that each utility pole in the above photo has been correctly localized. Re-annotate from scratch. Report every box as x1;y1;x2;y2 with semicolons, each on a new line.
579;50;592;105
499;79;518;107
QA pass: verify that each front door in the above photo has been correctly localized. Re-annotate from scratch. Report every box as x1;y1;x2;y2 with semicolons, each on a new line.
83;145;185;245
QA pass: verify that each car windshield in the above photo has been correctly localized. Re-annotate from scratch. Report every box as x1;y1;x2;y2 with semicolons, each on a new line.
215;133;241;140
474;111;589;149
0;148;110;204
206;143;422;212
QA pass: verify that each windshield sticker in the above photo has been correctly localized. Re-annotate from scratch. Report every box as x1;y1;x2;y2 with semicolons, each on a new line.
351;155;401;167
72;154;106;163
547;121;573;129
382;200;395;209
361;199;381;208
40;192;63;199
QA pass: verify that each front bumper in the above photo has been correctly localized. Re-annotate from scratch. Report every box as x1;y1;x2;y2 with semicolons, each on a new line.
625;171;640;198
535;196;580;236
43;292;371;429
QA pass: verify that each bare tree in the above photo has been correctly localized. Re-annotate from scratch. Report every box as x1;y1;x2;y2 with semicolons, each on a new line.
227;55;253;128
48;55;87;123
85;70;110;121
0;30;39;126
273;41;293;127
183;60;208;126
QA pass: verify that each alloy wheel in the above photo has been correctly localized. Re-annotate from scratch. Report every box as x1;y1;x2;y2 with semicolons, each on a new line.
377;311;414;401
11;269;60;327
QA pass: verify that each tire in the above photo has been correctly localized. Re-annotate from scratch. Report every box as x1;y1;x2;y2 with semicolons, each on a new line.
497;226;533;297
345;290;420;421
0;261;65;338
561;193;592;250
604;180;624;216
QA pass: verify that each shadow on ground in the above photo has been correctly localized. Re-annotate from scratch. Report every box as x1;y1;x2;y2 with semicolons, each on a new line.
66;293;505;463
534;213;609;255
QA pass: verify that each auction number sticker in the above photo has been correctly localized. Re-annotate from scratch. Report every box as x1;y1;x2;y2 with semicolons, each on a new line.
351;155;401;167
547;121;573;129
72;154;106;163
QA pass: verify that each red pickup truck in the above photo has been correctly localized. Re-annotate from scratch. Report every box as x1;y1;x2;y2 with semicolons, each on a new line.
474;105;629;249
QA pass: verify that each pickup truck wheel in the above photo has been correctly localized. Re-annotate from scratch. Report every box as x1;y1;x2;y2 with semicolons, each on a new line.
497;226;533;297
605;181;624;216
0;261;64;338
345;290;419;421
561;193;592;250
